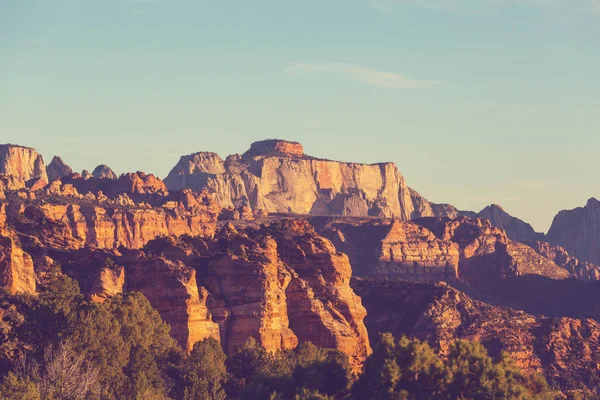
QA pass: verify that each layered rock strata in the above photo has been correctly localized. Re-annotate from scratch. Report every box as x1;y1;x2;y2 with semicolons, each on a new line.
165;139;461;220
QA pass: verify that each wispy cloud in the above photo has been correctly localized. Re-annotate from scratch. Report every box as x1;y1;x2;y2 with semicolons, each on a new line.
286;63;437;89
369;0;600;17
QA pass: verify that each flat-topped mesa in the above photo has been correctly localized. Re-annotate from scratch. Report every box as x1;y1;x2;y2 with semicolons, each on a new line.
164;139;461;220
0;144;48;188
247;139;304;157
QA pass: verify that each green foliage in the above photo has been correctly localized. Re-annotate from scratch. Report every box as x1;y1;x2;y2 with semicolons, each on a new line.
0;269;564;400
68;292;179;399
182;337;228;400
227;337;275;395
228;339;352;400
0;372;40;400
352;333;558;400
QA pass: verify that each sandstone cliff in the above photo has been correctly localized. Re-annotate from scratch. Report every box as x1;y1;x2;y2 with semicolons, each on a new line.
0;145;48;188
165;139;461;221
547;198;600;265
134;221;372;366
311;216;570;286
124;253;221;352
311;217;459;282
0;229;36;295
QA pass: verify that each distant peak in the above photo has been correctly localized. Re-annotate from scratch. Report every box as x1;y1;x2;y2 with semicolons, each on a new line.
586;197;600;207
247;139;304;157
92;164;117;180
490;204;505;211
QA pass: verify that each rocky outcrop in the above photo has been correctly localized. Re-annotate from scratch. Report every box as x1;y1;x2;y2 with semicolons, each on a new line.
353;278;600;398
311;217;459;282
0;204;5;228
46;156;73;182
246;139;304;157
114;172;167;196
139;221;371;366
92;165;117;180
87;265;125;303
547;198;600;265
3;191;220;251
477;204;543;242
270;221;371;365
165;140;458;221
312;216;569;286
0;145;47;188
526;240;600;280
201;227;298;355
414;217;571;284
125;254;220;351
0;229;36;295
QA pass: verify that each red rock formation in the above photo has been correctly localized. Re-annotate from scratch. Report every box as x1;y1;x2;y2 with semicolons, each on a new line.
0;229;36;295
88;266;125;303
0;203;6;228
125;254;220;351
247;139;304;157
414;217;571;283
353;278;600;398
0;145;48;187
312;217;459;282
3;191;219;250
114;172;167;196
138;221;371;366
202;227;298;354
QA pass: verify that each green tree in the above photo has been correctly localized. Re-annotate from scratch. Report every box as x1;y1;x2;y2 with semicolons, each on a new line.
125;345;168;400
352;334;557;400
227;337;274;395
0;372;40;400
183;337;228;400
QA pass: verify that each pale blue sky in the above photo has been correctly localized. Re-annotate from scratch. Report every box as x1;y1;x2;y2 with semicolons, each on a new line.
1;0;599;231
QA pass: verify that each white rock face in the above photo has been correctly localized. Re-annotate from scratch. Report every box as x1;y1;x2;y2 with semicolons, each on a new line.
165;140;461;220
0;144;48;187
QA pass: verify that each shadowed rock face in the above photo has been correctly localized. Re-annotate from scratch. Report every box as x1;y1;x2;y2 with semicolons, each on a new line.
526;240;600;280
311;217;460;282
477;204;544;243
353;278;600;398
0;145;48;189
164;140;463;221
547;198;600;265
46;156;74;182
311;216;570;286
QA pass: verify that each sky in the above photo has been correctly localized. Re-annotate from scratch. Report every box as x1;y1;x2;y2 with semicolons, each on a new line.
1;0;599;232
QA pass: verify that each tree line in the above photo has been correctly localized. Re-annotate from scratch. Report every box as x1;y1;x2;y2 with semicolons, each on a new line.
0;269;557;399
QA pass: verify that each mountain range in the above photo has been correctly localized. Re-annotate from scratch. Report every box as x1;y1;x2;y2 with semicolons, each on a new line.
1;139;600;397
